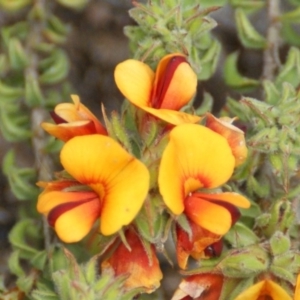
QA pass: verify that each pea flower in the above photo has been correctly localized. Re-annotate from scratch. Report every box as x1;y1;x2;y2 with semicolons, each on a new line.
234;279;293;300
205;113;248;167
37;134;149;243
176;219;221;269
114;53;200;125
158;124;250;236
41;94;107;141
101;228;163;293
171;273;224;300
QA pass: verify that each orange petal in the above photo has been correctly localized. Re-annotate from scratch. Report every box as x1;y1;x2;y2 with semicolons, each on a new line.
176;220;220;269
196;192;251;209
184;196;232;235
172;274;224;300
60;135;149;235
53;197;101;243
41;120;97;142
206;113;248;167
54;95;106;135
234;280;292;300
158;124;235;215
101;229;162;293
143;106;201;125
37;189;99;214
114;59;154;108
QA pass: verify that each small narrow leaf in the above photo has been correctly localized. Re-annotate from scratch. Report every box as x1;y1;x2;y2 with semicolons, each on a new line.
224;51;259;91
235;8;267;49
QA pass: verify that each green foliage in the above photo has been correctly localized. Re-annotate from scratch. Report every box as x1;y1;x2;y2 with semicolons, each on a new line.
224;51;259;92
2;0;300;299
125;0;221;80
32;249;140;300
235;8;267;49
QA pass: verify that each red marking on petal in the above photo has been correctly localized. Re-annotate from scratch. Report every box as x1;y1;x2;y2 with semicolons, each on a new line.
204;239;223;257
50;111;67;124
48;197;99;227
151;56;187;109
208;200;241;225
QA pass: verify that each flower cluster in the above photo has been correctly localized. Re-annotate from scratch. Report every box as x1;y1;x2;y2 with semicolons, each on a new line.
37;54;251;295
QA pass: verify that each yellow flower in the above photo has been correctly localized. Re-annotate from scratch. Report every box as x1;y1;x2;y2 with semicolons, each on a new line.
37;134;149;243
205;113;248;167
158;124;250;236
114;53;200;125
234;279;292;300
42;95;107;141
101;228;163;293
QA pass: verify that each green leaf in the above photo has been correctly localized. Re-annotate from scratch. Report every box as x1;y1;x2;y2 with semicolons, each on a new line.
235;8;267;49
281;23;300;47
270;231;291;256
9;219;41;259
0;103;31;142
17;273;36;294
262;80;280;105
56;0;90;10
280;7;300;23
8;250;25;277
197;39;221;80
229;0;265;13
225;222;259;248
25;76;45;107
224;51;259;91
275;47;300;88
39;49;69;85
30;250;48;270
8;38;28;70
0;80;24;102
31;289;59;300
269;265;295;284
3;150;39;200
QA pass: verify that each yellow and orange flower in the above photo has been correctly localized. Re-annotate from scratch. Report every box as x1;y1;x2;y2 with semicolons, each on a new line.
101;228;163;293
176;219;221;270
234;279;293;300
37;134;149;243
41;95;107;141
114;53;200;125
205;113;247;167
171;273;224;300
158;124;250;236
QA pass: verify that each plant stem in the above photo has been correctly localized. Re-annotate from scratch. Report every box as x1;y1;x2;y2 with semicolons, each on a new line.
27;0;54;251
262;0;281;81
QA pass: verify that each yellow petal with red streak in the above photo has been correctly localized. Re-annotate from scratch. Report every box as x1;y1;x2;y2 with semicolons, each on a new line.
54;198;101;243
159;124;235;215
197;192;250;208
159;61;197;110
37;190;98;214
60;135;149;235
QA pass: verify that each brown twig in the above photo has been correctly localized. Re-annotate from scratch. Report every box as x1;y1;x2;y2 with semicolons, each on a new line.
262;0;281;81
